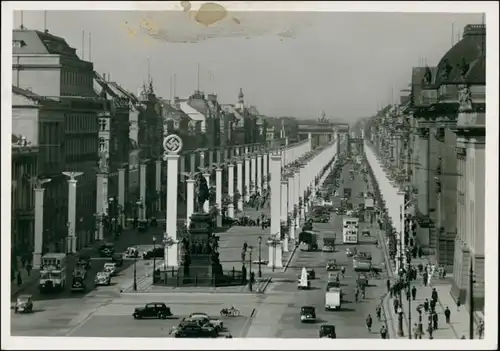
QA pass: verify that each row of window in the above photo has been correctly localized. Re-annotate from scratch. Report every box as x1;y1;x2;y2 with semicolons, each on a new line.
66;114;97;133
65;136;98;157
62;69;92;89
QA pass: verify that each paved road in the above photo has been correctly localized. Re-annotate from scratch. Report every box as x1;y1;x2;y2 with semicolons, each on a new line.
257;161;390;338
10;225;165;336
66;293;257;338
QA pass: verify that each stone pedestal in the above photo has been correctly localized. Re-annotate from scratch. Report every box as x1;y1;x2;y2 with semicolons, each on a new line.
190;153;196;173
33;188;45;269
67;179;78;254
267;241;283;268
165;154;180;268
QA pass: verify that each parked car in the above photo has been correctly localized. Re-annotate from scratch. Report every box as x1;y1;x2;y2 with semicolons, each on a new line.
77;255;91;269
133;303;173;319
300;306;316;323
187;312;223;331
14;295;33;313
346;247;357;257
103;262;117;276
172;323;217;338
99;242;115;257
111;253;124;266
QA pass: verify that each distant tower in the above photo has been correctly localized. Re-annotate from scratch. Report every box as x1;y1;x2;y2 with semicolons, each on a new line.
235;88;245;110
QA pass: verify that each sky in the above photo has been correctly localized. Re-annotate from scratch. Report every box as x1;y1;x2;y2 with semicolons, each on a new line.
11;5;485;121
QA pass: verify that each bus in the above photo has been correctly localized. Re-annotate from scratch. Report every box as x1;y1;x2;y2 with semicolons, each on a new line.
342;217;359;244
39;253;68;293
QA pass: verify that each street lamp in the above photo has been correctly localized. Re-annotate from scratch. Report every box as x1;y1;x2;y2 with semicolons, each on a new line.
258;236;262;278
152;236;157;283
248;245;253;292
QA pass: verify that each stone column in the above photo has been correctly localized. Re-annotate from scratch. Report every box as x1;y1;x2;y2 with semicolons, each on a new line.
208;149;214;166
215;167;223;227
417;128;429;246
190;153;196;173
139;163;147;220
250;155;256;195
95;172;107;241
165;154;180;268
223;148;228;162
236;160;244;212
294;170;300;229
263;152;269;190
216;149;222;163
186;178;195;228
287;175;296;241
268;154;283;268
118;168;126;227
63;172;83;254
33;185;48;269
244;156;250;202
227;163;235;218
256;153;262;194
155;160;162;212
179;155;186;182
203;172;210;213
281;179;289;252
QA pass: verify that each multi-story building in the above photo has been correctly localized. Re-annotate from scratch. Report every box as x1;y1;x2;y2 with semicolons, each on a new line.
12;28;102;251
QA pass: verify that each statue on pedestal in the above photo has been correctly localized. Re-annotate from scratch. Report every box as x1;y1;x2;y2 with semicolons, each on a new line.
194;172;209;213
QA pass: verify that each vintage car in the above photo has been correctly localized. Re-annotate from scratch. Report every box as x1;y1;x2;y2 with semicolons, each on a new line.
356;252;372;260
319;324;337;338
103;262;117;276
325;259;337;271
346;247;357;257
142;247;164;260
306;269;316;280
71;276;86;292
94;271;111;286
328;272;340;283
111;253;124;266
138;219;148;232
14;295;33;313
300;306;316;323
99;242;115;257
77;255;91;270
172;323;217;338
133;302;173;319
187;312;223;331
125;247;139;258
72;266;87;279
361;230;371;237
356;273;368;288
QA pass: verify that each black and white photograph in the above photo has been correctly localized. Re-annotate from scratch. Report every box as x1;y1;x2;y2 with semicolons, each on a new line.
1;1;497;349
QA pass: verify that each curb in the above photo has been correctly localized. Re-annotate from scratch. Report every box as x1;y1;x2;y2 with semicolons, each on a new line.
282;244;298;273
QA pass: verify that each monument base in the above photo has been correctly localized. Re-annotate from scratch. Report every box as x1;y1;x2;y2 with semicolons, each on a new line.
267;243;283;268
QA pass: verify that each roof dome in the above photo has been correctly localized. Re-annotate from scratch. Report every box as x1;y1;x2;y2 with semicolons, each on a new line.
434;24;486;85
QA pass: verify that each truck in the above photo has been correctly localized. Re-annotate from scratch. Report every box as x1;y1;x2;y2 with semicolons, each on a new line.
343;188;351;199
39;253;67;293
342;217;359;244
298;231;318;251
325;287;342;310
353;256;372;272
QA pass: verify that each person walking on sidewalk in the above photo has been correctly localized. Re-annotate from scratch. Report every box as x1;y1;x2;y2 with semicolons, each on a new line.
430;299;436;313
16;271;22;286
431;287;438;304
380;325;388;339
375;305;382;321
393;297;400;314
432;311;439;330
423;271;428;287
365;314;373;332
411;285;417;300
406;288;411;301
341;266;346;278
444;306;451;324
456;297;461;311
386;278;391;293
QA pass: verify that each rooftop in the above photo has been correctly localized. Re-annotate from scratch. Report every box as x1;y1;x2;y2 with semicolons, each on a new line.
13;28;80;59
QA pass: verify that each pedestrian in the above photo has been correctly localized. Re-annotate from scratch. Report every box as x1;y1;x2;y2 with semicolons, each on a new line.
380;325;388;339
243;241;248;252
456;297;461;311
386;279;391;293
261;220;265;230
427;324;434;339
418;247;423;258
26;263;32;276
393;298;399;314
444;306;451;324
432;312;438;330
256;218;260;226
375;305;382;321
406;289;411;301
16;271;22;286
413;323;420;339
430;299;436;313
411;286;417;300
366;314;373;332
423;272;428;287
460;335;466;339
341;266;346;277
418;263;423;274
477;320;484;339
431;287;438;303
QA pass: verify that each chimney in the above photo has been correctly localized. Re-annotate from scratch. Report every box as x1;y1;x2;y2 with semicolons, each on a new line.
207;93;217;102
174;96;180;109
